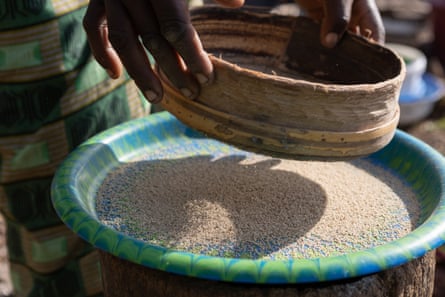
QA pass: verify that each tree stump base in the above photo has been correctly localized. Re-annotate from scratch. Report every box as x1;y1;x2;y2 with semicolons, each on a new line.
99;250;436;297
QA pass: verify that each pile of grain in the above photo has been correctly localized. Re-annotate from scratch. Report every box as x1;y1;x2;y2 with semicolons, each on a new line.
96;149;420;260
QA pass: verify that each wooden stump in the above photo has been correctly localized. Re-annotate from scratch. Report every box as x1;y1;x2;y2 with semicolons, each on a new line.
99;250;436;297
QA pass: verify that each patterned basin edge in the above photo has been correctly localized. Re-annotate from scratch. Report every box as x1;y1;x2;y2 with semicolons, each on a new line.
51;112;445;284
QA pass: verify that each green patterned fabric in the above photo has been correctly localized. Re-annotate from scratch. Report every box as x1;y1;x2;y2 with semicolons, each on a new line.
0;7;90;83
0;2;150;296
0;0;89;30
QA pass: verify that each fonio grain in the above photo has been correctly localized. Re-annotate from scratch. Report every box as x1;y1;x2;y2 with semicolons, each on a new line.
96;151;420;260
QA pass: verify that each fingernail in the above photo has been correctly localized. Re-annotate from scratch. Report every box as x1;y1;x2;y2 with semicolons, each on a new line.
195;73;209;84
144;90;160;103
180;88;194;98
106;69;117;79
364;28;373;39
324;33;338;48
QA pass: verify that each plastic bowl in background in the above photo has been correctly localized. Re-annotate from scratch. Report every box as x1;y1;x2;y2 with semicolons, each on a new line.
386;43;445;126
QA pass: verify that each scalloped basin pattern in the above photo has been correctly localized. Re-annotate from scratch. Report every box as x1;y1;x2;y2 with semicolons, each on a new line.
51;112;445;284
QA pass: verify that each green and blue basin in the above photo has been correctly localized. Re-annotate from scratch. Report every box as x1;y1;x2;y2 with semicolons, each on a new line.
51;112;445;284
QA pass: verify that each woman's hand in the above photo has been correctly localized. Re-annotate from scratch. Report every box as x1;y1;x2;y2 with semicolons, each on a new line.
83;0;383;103
83;0;244;103
294;0;385;48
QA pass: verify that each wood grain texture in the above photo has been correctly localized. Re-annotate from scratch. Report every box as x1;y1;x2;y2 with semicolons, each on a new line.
100;250;435;297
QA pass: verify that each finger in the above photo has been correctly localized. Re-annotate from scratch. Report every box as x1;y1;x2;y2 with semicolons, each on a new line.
104;0;163;103
320;0;353;48
121;0;200;100
351;0;385;44
150;0;215;86
83;0;123;78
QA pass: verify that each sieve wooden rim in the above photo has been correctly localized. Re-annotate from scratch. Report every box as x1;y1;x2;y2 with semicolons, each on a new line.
161;80;400;159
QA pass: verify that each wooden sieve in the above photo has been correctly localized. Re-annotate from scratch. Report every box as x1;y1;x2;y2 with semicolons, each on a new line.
159;6;406;160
